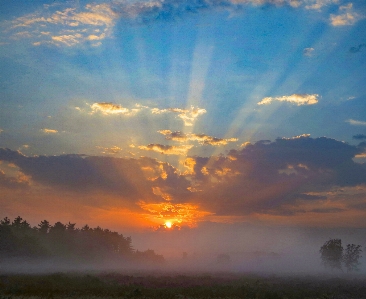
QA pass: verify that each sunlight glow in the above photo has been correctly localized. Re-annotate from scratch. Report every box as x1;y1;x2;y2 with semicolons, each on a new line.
165;221;172;228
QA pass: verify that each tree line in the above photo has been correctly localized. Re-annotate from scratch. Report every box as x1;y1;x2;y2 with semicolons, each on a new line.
320;239;363;272
0;216;164;264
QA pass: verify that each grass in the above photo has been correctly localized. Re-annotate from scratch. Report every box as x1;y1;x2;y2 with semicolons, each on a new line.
0;272;366;299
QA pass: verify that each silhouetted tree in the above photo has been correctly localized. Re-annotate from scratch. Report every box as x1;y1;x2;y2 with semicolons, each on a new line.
12;216;31;230
38;220;51;234
343;244;362;272
0;217;11;226
320;239;343;271
0;216;162;264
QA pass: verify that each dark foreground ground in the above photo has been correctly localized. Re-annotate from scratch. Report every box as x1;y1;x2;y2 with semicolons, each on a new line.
1;272;366;299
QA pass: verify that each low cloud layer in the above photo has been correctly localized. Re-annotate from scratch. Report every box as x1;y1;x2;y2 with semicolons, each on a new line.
258;94;319;106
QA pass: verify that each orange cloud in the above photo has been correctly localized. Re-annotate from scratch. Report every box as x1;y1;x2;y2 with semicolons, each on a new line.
41;128;58;134
90;102;140;115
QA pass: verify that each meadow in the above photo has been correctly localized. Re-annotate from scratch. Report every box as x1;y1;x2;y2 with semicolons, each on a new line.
1;272;366;299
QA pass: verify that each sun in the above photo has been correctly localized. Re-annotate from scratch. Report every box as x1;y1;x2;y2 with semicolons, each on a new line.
165;221;172;229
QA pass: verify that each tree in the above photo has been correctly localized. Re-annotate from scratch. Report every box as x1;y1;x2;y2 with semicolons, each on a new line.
343;244;362;272
38;220;51;234
320;239;343;271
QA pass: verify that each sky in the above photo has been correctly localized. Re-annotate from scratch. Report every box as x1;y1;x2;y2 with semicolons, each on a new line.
1;0;366;259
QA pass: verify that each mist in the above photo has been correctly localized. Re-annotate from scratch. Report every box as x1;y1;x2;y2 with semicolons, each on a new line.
2;218;365;276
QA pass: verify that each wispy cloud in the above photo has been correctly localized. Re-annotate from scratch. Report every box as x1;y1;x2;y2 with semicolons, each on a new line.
41;128;58;134
257;94;319;106
6;3;118;47
97;146;123;154
346;119;366;126
304;0;339;10
139;144;193;155
158;130;238;146
303;47;314;56
2;0;357;48
330;3;364;26
349;43;366;53
152;106;206;126
281;134;311;140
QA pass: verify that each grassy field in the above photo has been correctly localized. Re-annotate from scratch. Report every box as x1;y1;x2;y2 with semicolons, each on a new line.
1;272;366;299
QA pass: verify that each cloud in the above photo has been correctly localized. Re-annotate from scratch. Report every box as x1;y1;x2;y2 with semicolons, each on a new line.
97;146;123;154
304;0;339;10
349;43;366;53
0;169;30;190
330;3;364;26
139;144;194;155
3;0;356;48
182;136;366;217
41;128;58;134
257;94;319;106
152;106;206;126
281;134;311;139
0;148;169;200
158;130;238;146
89;102;141;116
6;3;118;47
353;134;366;140
303;47;314;56
346;119;366;126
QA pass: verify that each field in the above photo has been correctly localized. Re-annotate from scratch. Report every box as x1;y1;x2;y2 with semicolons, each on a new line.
1;272;366;299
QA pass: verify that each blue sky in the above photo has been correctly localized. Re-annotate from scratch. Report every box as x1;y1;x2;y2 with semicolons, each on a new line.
1;0;366;238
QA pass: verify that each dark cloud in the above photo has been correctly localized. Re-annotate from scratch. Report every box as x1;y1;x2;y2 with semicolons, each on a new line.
0;148;176;201
184;137;366;216
349;44;366;53
353;134;366;140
